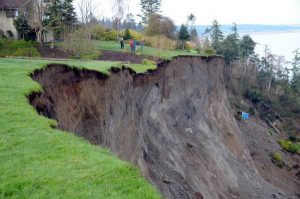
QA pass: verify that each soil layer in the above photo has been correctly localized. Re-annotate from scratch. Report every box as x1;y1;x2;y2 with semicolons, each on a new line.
29;56;297;199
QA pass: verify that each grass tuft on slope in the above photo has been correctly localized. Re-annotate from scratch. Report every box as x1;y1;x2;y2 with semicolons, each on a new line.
0;58;160;199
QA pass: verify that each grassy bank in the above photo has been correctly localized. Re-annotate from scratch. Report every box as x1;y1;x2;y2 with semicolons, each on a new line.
0;58;160;198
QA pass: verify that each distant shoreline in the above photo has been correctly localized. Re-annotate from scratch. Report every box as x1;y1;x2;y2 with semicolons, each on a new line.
244;29;300;35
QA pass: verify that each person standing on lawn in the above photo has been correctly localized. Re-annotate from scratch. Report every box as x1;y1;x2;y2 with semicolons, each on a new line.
120;38;124;49
129;39;134;53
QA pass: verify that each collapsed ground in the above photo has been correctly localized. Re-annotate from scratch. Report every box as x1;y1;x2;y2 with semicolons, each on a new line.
29;56;299;199
0;58;160;199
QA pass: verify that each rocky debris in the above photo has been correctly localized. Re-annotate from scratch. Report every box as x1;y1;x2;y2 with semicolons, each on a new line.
29;56;297;199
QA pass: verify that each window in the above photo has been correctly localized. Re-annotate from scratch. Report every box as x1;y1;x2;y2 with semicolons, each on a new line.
5;9;17;18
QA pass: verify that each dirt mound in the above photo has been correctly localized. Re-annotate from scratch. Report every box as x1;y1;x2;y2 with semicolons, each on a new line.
29;56;296;199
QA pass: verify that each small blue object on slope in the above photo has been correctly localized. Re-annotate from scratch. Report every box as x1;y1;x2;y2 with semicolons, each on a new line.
242;112;250;120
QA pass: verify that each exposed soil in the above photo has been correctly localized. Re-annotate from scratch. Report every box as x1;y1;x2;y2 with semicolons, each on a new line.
37;45;159;64
100;50;160;64
238;117;300;197
225;62;300;198
37;45;72;59
29;56;297;199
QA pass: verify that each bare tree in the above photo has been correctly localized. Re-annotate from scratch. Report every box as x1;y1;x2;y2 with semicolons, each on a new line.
113;0;128;38
28;0;47;44
78;0;97;40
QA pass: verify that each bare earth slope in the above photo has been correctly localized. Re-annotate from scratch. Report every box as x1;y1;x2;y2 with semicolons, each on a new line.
29;56;295;199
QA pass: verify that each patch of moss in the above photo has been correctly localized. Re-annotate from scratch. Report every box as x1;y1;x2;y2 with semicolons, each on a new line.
270;152;283;168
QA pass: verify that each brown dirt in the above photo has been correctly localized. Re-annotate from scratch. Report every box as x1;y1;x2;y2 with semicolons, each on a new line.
29;56;297;199
99;50;160;64
37;45;72;59
37;45;159;64
238;117;300;197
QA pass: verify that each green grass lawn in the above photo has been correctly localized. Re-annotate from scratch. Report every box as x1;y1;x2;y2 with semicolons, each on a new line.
95;41;198;59
0;58;161;199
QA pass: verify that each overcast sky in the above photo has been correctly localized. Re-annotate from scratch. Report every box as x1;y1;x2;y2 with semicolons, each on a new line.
74;0;300;25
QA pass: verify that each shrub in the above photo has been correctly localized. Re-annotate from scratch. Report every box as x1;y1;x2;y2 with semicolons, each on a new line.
278;140;300;154
129;29;142;40
288;135;300;142
61;30;97;58
102;30;118;41
0;30;7;38
270;152;283;168
12;47;40;57
203;48;215;56
6;30;14;39
141;59;156;65
244;89;264;104
123;29;132;40
90;25;121;41
91;25;107;40
10;40;33;49
249;107;256;115
0;39;39;57
143;36;174;49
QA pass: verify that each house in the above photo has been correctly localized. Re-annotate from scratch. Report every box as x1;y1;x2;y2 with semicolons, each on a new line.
0;0;32;39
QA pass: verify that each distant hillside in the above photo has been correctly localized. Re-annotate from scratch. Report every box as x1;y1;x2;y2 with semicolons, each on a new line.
196;24;300;35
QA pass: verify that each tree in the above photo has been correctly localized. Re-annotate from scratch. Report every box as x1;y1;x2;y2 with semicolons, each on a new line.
207;20;223;52
78;0;97;41
113;0;128;37
240;35;256;58
218;23;240;64
187;13;198;43
13;16;31;40
291;49;300;78
62;0;77;26
124;13;137;29
291;49;300;94
30;0;47;44
123;28;132;40
178;24;190;50
144;14;176;39
260;45;276;92
44;0;76;48
139;0;161;23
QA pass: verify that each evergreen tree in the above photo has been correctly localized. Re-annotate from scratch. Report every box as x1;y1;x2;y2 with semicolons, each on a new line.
219;23;240;64
178;24;190;50
44;0;76;48
207;20;223;52
62;0;76;26
123;28;132;40
291;49;300;94
13;16;31;40
187;13;198;42
240;35;256;58
140;0;161;23
291;49;300;78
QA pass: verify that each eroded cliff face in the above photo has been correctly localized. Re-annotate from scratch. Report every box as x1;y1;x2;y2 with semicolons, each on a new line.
29;57;291;199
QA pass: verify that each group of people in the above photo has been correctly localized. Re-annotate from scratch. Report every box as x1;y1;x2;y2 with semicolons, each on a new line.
120;39;144;53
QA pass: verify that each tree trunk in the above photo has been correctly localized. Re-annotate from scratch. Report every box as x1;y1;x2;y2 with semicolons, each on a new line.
267;76;272;92
117;18;120;39
51;33;55;49
36;30;43;46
